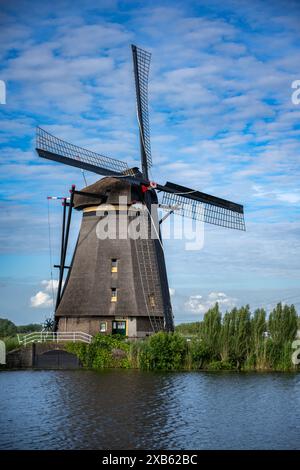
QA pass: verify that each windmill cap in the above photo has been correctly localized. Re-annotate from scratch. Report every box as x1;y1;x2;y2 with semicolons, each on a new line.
73;177;145;210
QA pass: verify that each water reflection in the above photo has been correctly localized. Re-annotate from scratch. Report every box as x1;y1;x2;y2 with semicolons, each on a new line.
0;370;299;449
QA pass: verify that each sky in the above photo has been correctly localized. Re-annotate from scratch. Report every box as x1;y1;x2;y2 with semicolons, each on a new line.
0;0;300;326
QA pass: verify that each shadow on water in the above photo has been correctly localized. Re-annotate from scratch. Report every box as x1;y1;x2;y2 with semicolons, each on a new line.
0;369;300;449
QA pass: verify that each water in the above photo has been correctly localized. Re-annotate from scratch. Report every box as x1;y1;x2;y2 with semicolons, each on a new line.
0;370;300;449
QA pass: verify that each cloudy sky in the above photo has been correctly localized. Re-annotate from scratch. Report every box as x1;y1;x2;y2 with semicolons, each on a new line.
0;0;300;326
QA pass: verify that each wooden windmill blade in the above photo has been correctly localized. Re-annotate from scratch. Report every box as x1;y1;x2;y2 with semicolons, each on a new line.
131;45;152;179
36;127;136;177
158;181;246;231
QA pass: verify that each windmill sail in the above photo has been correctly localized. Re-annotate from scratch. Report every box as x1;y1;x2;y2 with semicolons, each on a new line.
131;45;152;178
160;182;245;231
36;127;134;177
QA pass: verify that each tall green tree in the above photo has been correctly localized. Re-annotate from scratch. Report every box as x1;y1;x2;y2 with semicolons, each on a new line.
268;303;298;370
268;303;298;344
249;308;267;369
201;303;222;359
220;306;251;368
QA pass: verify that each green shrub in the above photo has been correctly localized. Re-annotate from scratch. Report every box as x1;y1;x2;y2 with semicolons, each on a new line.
207;360;234;371
138;332;187;371
67;303;300;373
0;319;17;337
3;336;20;352
188;338;210;369
67;334;130;369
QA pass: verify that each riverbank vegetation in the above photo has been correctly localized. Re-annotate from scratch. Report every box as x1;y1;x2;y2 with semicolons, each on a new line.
67;302;299;372
0;318;43;352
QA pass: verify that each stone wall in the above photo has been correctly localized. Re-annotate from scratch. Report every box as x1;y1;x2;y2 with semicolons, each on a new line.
5;342;80;369
5;344;34;369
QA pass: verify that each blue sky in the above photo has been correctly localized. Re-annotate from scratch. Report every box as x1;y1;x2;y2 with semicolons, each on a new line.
0;0;300;325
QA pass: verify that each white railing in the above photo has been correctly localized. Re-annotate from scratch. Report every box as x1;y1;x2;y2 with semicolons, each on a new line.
17;331;93;347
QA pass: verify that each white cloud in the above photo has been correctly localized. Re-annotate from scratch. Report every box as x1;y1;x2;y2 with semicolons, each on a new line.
169;288;176;296
41;279;59;292
30;280;60;308
30;291;53;308
253;185;300;205
276;193;300;204
185;292;237;315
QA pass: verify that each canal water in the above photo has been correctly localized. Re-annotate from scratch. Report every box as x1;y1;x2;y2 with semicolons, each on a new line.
0;370;299;449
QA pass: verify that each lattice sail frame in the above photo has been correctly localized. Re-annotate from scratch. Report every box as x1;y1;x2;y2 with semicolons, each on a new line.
133;46;152;169
161;191;246;231
36;127;132;176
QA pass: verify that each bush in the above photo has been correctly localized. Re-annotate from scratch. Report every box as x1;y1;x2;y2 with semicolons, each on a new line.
137;332;187;371
67;334;130;369
207;360;234;371
188;338;211;369
3;336;20;352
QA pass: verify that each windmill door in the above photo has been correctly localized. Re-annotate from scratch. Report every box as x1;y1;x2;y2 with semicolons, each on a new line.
112;320;126;336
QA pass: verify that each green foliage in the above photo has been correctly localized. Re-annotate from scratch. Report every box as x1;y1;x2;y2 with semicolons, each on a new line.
17;323;42;333
248;308;268;369
0;318;17;337
201;304;222;359
35;303;300;373
135;332;187;371
0;318;42;338
188;338;211;369
268;303;298;344
207;360;234;371
175;322;203;336
67;334;130;369
220;306;251;368
68;304;300;372
2;336;20;352
178;303;299;372
0;318;43;354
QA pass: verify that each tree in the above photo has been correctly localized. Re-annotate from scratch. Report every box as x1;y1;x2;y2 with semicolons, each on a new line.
220;306;251;368
268;303;298;370
17;323;43;333
0;318;17;337
201;303;221;359
249;308;267;369
268;303;298;344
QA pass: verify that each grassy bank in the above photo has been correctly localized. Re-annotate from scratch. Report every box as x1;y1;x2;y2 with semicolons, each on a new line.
0;318;43;352
66;302;300;372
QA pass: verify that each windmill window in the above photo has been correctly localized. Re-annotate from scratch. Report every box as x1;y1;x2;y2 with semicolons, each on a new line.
111;259;118;273
111;288;117;302
149;294;156;308
100;322;107;333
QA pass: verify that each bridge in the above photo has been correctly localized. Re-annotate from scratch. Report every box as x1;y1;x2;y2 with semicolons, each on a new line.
6;332;93;370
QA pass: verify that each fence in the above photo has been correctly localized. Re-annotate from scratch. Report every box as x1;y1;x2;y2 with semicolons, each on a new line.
17;331;93;347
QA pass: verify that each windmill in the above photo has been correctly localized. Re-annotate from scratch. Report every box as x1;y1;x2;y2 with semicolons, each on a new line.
36;45;245;338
